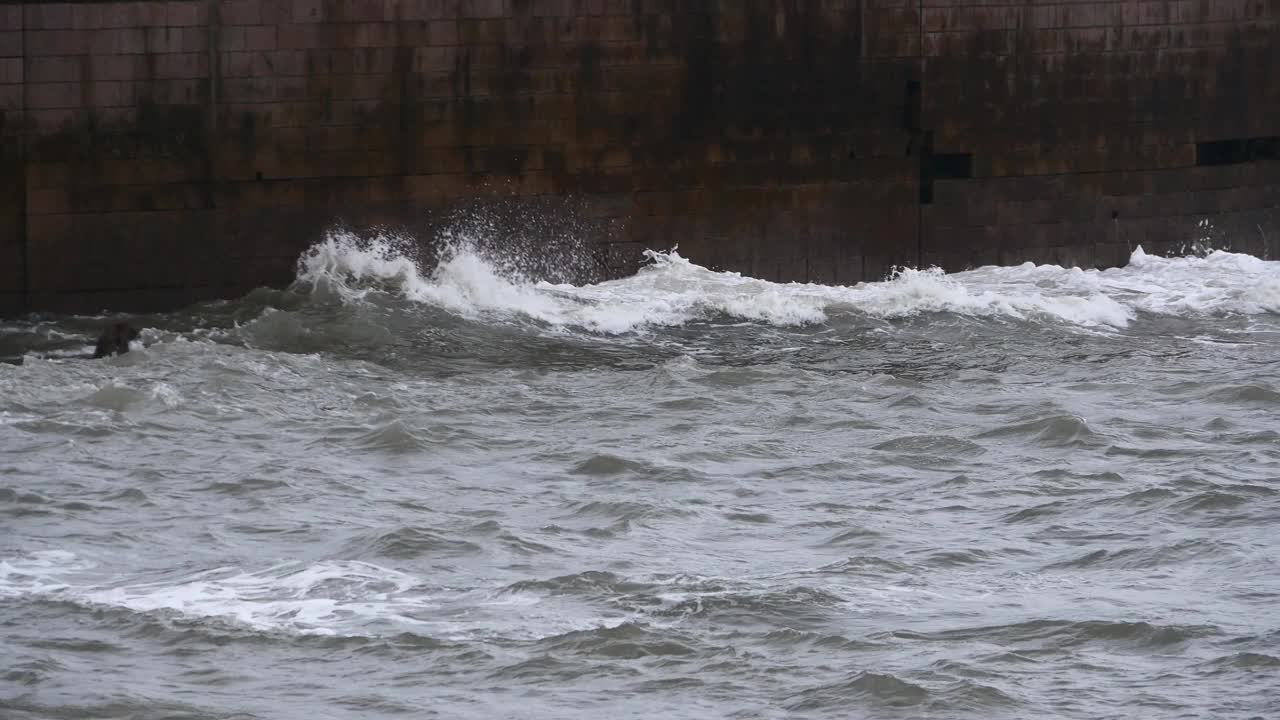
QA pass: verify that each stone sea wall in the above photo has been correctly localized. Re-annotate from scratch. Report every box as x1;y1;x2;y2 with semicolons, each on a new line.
1;0;1279;314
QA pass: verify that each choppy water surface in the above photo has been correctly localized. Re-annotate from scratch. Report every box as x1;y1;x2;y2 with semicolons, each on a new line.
2;235;1279;719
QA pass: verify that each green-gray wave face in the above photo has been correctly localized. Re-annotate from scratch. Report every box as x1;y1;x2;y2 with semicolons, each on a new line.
2;235;1278;720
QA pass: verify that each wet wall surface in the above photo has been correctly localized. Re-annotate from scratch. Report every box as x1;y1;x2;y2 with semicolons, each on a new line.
1;0;1279;314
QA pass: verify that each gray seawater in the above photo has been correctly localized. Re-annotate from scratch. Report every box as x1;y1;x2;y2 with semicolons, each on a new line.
2;237;1279;719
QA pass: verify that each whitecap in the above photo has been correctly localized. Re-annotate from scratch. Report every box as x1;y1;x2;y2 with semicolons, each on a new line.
287;230;1280;333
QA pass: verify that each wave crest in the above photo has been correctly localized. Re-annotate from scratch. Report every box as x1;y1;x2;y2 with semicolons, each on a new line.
289;229;1279;333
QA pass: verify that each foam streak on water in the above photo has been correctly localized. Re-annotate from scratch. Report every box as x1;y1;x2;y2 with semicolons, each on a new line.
2;230;1279;719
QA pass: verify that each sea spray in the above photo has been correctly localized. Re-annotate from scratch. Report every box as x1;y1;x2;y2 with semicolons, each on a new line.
295;229;426;302
431;198;610;286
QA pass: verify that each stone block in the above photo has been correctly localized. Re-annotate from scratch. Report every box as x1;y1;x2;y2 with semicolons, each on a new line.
0;6;21;31
26;4;72;30
246;25;279;51
27;30;92;56
0;58;21;85
220;25;248;52
97;3;140;29
1064;2;1121;27
0;32;20;59
292;0;325;23
139;77;205;104
222;0;264;25
167;2;204;27
348;0;389;22
532;0;573;17
25;187;68;215
0;83;19;110
428;20;459;45
90;28;147;55
925;5;1020;32
460;0;508;19
89;81;135;108
154;52;207;79
26;82;79;109
93;55;142;82
278;23;315;49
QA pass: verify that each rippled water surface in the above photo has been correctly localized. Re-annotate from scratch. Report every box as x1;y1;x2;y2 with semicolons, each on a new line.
2;237;1279;719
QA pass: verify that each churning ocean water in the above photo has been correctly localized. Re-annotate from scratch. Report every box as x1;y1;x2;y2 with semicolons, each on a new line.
1;231;1278;719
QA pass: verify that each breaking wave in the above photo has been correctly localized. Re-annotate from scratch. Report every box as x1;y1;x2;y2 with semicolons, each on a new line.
292;230;1279;334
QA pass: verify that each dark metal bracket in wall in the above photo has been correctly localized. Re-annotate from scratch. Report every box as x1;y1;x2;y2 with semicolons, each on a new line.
918;130;934;204
918;144;973;205
905;72;976;269
931;153;973;181
903;78;974;206
1196;136;1280;166
903;79;921;156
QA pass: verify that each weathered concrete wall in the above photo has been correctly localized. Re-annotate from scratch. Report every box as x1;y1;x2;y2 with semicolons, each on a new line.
1;0;1278;315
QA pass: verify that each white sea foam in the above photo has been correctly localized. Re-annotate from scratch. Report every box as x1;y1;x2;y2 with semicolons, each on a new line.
81;561;427;636
0;550;88;597
958;247;1280;319
0;552;628;641
293;230;1280;332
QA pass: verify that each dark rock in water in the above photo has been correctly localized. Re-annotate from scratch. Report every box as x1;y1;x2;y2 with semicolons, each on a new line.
93;323;140;359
